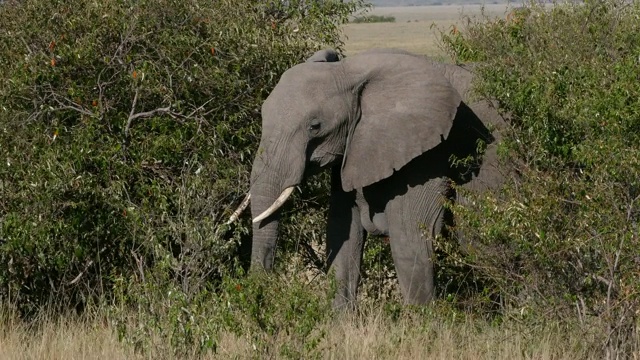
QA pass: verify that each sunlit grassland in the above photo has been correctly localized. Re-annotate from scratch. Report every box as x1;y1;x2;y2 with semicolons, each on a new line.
342;4;516;56
0;304;599;359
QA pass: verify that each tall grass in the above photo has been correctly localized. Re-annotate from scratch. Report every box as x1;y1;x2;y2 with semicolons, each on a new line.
0;304;606;359
0;308;133;360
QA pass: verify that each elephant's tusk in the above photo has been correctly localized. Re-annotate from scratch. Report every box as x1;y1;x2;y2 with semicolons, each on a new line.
225;193;251;225
252;186;295;223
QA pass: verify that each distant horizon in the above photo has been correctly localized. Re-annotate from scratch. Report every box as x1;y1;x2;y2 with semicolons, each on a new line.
370;0;515;6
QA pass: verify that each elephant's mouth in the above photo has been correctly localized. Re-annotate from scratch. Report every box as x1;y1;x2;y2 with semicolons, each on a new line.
250;151;341;225
309;150;343;174
253;157;333;224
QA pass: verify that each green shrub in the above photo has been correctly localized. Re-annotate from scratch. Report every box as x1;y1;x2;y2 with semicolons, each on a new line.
0;0;366;315
439;0;640;356
351;14;396;23
111;271;334;357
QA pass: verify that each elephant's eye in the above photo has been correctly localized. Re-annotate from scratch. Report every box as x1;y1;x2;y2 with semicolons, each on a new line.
308;120;321;133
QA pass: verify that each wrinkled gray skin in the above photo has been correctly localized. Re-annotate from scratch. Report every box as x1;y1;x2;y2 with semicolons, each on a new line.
250;48;507;308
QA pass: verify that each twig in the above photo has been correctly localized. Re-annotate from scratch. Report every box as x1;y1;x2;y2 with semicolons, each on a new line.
94;68;116;120
124;89;177;138
185;96;217;119
131;250;145;283
124;89;139;137
20;37;34;55
68;260;94;285
50;96;96;118
128;106;173;123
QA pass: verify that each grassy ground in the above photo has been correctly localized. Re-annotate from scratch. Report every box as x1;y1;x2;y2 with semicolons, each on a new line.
0;310;134;360
343;4;516;56
0;305;598;359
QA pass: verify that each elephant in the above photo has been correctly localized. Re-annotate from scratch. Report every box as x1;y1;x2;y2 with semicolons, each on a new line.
241;48;508;308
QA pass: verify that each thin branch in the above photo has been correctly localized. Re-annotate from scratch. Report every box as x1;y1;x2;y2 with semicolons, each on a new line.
68;260;94;285
20;37;34;55
95;68;113;120
130;250;145;283
129;106;174;123
124;89;180;138
124;89;139;138
50;93;96;118
185;96;217;119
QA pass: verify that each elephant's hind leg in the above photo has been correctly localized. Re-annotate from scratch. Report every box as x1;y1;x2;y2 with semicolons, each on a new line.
387;225;436;304
387;178;448;304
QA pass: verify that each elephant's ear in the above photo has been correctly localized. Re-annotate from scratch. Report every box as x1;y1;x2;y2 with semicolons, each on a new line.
306;49;340;63
341;62;462;191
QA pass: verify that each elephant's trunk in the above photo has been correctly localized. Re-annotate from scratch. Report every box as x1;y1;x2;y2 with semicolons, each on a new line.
249;178;283;270
250;125;306;270
248;142;303;270
250;193;280;269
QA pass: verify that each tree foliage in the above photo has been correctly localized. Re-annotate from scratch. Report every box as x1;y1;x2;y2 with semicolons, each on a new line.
440;1;639;356
0;0;366;314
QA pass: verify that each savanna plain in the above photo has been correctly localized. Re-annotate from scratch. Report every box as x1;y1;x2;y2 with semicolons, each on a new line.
1;3;636;360
343;4;515;56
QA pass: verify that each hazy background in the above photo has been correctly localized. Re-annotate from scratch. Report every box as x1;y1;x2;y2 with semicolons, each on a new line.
370;0;511;5
343;3;516;55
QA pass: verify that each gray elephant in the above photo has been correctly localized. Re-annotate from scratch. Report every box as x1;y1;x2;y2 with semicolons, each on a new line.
241;48;508;308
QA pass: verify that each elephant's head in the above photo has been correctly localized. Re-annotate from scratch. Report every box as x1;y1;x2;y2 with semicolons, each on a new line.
249;49;463;269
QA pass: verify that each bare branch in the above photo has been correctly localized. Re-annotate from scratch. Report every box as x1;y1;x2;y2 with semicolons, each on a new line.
95;68;114;120
124;89;139;138
185;96;217;119
68;260;94;285
50;93;97;118
129;106;174;123
124;89;180;138
20;37;34;55
131;250;145;283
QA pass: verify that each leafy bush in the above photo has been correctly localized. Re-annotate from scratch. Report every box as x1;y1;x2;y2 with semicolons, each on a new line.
111;271;334;357
0;0;366;315
439;0;640;356
351;14;396;23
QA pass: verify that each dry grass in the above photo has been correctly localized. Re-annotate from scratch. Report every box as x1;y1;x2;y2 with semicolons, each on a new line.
216;309;595;359
342;4;517;56
0;305;601;360
0;309;136;360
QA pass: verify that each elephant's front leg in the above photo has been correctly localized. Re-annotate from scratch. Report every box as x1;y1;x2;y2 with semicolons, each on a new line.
326;166;366;309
